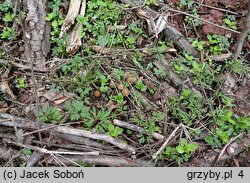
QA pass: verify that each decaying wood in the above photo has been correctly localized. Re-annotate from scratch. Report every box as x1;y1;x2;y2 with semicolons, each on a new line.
26;151;44;167
120;0;199;58
47;155;154;167
153;58;203;98
66;0;87;54
0;70;16;99
163;25;199;58
208;53;233;62
131;89;158;110
53;133;115;150
0;113;136;154
60;0;81;38
113;119;164;140
23;0;50;69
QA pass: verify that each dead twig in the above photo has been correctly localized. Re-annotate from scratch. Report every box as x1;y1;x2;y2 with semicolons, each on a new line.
166;8;240;34
5;139;100;156
232;0;250;60
0;113;136;154
113;119;164;140
152;123;183;159
47;155;154;167
196;2;238;15
214;132;244;165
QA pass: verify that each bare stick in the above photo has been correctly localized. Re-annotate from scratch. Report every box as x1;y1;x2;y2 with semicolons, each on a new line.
152;123;183;159
214;132;244;164
5;138;100;156
232;0;250;60
167;8;240;34
196;2;238;15
48;155;154;167
55;126;136;154
0;113;136;154
113;119;164;140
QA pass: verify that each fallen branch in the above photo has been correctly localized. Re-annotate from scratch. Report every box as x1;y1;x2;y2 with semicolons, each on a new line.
113;119;164;140
66;0;87;54
153;58;203;98
152;123;183;159
5;138;100;156
60;0;81;38
121;0;199;58
232;0;250;60
26;151;44;167
0;113;136;154
47;155;154;167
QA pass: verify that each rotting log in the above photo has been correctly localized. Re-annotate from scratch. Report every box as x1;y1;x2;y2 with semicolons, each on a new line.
120;0;199;58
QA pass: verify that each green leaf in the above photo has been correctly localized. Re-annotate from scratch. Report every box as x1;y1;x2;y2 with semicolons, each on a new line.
97;35;108;47
100;85;109;93
176;145;185;154
186;143;198;152
23;148;32;156
136;81;147;92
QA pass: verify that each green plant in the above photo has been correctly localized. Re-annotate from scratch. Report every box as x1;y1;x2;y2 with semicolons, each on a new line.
205;109;250;148
107;124;123;138
112;68;124;80
0;27;15;40
98;74;110;93
164;139;198;164
207;34;231;55
191;39;206;51
22;148;32;156
0;1;14;13
170;89;206;125
184;9;202;28
77;0;123;49
65;100;89;121
136;80;147;92
39;105;63;124
153;68;167;78
15;77;28;89
189;59;221;87
65;100;113;131
223;15;237;30
179;0;195;9
3;12;15;22
225;59;250;74
146;0;157;5
131;111;163;143
112;93;124;104
46;0;66;56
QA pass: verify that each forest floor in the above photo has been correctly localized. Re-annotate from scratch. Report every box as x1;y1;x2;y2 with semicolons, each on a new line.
0;0;250;167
